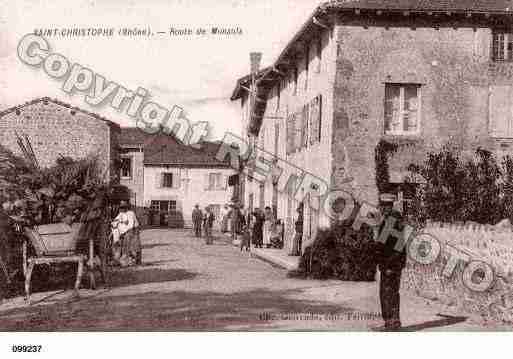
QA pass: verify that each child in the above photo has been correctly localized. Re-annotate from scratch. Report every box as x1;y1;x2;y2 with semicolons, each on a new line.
270;219;284;249
240;225;251;252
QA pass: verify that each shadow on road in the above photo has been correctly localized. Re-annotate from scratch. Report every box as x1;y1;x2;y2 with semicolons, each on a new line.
141;243;171;250
0;288;356;331
106;267;198;288
399;314;468;331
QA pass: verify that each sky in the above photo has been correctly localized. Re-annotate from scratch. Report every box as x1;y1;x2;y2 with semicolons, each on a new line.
0;0;322;139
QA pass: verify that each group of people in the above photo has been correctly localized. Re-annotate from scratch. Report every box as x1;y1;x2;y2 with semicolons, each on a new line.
191;205;215;244
247;206;284;249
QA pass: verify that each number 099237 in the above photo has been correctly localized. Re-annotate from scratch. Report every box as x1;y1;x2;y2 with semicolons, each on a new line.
11;345;42;353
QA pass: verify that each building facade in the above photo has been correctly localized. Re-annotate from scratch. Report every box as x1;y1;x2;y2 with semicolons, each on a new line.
119;128;236;227
0;97;120;181
231;0;513;253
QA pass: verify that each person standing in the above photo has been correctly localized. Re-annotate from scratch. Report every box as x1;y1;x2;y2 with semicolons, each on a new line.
239;205;247;232
291;203;304;256
251;208;263;248
376;193;406;331
220;204;229;233
230;203;241;241
262;206;274;248
112;201;140;267
192;204;203;238
204;206;215;245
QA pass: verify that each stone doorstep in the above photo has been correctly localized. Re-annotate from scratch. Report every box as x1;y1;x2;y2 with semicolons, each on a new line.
250;248;300;271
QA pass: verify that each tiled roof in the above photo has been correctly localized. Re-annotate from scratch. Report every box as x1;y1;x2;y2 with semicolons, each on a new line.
0;97;120;129
230;67;270;101
119;127;232;167
118;127;147;146
321;0;513;13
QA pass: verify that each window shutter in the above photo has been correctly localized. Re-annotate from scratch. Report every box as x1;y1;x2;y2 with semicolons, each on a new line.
490;85;513;137
223;174;228;190
286;115;291;154
317;94;322;142
302;104;309;147
309;99;316;145
294;113;301;152
309;95;322;144
174;170;181;189
204;173;210;190
156;172;162;188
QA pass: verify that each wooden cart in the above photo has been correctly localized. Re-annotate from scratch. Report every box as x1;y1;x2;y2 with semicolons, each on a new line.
22;222;106;302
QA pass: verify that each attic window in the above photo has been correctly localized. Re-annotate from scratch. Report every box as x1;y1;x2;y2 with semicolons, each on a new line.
70;110;76;115
492;31;513;62
15;109;20;116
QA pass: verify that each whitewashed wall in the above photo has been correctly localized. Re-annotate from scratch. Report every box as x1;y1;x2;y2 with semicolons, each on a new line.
144;166;236;227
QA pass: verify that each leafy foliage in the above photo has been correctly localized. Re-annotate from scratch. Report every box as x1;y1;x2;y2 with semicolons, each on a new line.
291;218;376;281
0;144;113;225
375;139;398;194
409;146;511;225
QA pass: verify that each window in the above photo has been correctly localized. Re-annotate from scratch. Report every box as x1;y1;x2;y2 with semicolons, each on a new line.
295;110;303;151
309;95;322;144
305;43;310;91
120;157;132;179
492;32;513;62
150;200;176;212
162;173;174;188
384;83;421;135
157;171;180;189
301;104;309;148
274;122;280;156
286;113;296;154
276;81;281;111
206;173;225;191
293;67;298;96
316;37;322;73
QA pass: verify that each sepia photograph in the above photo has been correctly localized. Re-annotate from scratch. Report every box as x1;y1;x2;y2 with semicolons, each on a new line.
1;0;513;356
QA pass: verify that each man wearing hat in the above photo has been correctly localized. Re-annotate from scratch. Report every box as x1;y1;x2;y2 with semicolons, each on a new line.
376;192;406;331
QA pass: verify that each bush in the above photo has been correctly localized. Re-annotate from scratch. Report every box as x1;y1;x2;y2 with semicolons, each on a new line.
409;146;511;225
290;219;377;281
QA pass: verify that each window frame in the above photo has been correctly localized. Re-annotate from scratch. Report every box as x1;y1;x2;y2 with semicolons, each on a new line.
492;31;513;62
119;156;132;179
305;43;310;91
162;172;174;188
383;83;422;136
316;36;322;73
208;172;224;191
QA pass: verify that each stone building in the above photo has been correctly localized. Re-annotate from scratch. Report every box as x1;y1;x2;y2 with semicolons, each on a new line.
231;0;513;253
119;128;236;227
0;97;120;180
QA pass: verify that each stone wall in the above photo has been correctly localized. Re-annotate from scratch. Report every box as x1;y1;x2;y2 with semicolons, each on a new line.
332;18;513;204
403;222;513;323
0;98;119;181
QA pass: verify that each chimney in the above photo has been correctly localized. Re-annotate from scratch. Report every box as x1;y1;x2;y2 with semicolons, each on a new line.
250;52;262;74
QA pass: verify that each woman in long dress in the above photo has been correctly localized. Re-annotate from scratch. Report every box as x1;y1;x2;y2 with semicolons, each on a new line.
251;209;263;248
262;206;274;248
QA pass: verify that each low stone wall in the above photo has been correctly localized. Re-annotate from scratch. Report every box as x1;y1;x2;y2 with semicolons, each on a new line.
402;222;513;323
